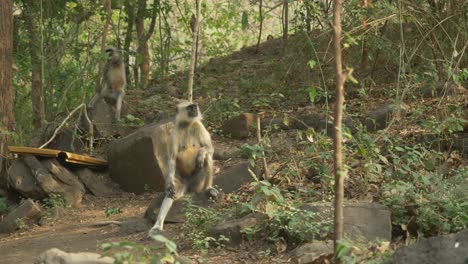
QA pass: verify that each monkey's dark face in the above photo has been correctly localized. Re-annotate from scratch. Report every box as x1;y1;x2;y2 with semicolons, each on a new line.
186;104;199;118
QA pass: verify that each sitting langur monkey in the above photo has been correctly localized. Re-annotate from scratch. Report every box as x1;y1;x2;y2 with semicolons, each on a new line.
148;102;218;237
89;48;126;121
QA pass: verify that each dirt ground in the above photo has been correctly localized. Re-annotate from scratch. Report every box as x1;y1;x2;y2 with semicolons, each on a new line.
0;192;273;264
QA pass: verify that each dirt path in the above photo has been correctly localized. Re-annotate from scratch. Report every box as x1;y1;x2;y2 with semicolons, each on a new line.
0;193;264;264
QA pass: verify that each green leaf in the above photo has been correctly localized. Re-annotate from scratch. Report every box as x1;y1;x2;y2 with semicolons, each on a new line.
309;87;317;103
307;60;317;69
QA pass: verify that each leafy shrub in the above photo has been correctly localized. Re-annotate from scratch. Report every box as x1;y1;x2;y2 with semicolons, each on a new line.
102;235;184;264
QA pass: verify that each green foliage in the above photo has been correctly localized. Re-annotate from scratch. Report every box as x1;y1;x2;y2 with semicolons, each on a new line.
206;98;241;123
102;235;183;264
0;197;7;214
15;217;27;230
336;240;393;264
42;193;66;209
105;208;123;217
182;199;224;253
243;171;332;246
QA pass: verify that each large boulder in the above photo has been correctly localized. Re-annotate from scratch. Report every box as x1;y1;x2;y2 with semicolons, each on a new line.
0;199;43;233
108;122;173;193
34;248;115;264
385;229;468;264
302;202;392;242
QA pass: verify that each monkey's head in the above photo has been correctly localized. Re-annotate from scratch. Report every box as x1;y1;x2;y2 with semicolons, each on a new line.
105;47;122;62
176;101;201;123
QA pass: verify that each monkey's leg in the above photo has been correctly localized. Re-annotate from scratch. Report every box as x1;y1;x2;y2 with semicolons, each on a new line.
148;177;185;237
114;90;125;121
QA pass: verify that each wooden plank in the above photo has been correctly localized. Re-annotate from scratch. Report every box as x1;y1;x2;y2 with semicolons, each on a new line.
8;146;60;157
8;146;107;167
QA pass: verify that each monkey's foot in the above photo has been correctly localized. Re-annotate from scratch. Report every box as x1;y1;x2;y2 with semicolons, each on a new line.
147;227;164;239
206;187;219;201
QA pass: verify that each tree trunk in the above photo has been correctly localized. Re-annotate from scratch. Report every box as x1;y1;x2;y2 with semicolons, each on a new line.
255;0;263;53
23;0;45;129
331;0;351;261
187;0;201;102
123;0;135;86
95;0;112;93
136;0;158;89
282;0;289;45
0;0;15;184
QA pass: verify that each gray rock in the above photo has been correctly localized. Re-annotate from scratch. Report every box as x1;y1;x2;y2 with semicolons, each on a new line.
34;248;115;264
120;217;152;234
145;192;216;223
288;240;334;264
22;156;84;208
222;113;256;139
214;162;253;194
363;103;409;132
7;158;46;200
76;168;120;197
385;229;468;264
0;199;43;233
208;213;263;246
302;202;392;242
108;122;173;193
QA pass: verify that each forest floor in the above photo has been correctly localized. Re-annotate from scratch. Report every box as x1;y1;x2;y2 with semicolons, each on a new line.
1;33;466;263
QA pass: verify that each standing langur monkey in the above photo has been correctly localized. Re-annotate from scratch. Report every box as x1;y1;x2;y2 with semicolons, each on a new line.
148;101;218;237
89;48;126;121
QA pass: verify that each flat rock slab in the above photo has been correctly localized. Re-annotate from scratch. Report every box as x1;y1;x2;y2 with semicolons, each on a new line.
208;213;263;246
0;199;43;233
145;162;253;224
34;248;114;264
302;202;392;242
108;122;173;193
385;229;468;264
288;240;334;264
145;192;216;223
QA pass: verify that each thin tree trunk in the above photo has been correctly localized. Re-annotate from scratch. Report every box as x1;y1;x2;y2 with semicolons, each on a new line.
95;0;112;93
331;0;351;260
255;0;263;53
188;0;201;102
136;0;158;89
123;0;135;86
0;0;15;184
282;0;289;45
23;0;45;129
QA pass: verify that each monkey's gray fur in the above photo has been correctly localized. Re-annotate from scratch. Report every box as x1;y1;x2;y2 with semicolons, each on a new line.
148;101;218;237
89;48;126;121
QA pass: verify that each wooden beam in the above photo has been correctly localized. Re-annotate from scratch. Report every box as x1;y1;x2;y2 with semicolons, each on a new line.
8;146;107;168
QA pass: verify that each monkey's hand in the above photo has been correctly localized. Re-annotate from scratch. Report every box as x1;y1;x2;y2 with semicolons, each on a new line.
206;187;219;201
196;149;208;170
165;182;176;199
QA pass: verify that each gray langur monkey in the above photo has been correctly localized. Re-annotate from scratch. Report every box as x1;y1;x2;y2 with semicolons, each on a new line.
148;101;218;237
89;48;126;121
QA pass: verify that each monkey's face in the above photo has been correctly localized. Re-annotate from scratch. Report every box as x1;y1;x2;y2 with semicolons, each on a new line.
185;104;199;118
